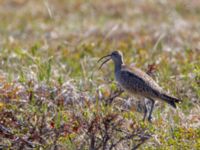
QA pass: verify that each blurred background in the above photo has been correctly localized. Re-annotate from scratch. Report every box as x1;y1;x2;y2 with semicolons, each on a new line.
0;0;199;77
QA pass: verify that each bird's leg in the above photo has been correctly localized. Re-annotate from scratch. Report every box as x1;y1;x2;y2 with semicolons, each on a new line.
143;101;148;121
148;98;155;122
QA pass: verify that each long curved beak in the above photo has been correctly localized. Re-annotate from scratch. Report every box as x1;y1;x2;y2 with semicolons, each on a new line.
98;54;111;69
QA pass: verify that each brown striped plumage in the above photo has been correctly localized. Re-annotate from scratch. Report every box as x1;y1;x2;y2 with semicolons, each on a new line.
98;50;181;122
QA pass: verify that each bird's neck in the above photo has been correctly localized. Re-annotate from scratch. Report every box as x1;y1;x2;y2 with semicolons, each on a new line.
114;62;123;74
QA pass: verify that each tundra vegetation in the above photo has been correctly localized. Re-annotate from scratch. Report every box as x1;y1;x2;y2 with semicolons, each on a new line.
0;0;199;149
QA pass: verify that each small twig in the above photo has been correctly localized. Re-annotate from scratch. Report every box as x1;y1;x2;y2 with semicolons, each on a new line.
132;135;150;150
0;124;13;135
106;89;124;105
89;134;95;150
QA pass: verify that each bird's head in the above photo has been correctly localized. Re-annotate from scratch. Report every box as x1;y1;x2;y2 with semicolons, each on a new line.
98;50;124;69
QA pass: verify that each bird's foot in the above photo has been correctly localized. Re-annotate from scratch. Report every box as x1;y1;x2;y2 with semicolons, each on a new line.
148;116;153;123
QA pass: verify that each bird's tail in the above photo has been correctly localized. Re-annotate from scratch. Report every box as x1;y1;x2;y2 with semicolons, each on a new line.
160;94;181;108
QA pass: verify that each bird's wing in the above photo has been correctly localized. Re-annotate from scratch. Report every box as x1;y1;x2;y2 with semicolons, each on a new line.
121;65;163;94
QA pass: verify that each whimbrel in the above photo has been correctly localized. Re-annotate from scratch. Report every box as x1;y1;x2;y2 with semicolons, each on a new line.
98;51;181;122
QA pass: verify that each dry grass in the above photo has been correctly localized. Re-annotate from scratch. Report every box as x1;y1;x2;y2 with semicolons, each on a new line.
0;0;200;149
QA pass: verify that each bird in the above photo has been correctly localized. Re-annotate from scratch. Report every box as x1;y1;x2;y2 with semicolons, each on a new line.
98;50;181;122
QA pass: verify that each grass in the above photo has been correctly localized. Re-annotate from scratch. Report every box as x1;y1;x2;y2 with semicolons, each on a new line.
0;0;200;149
